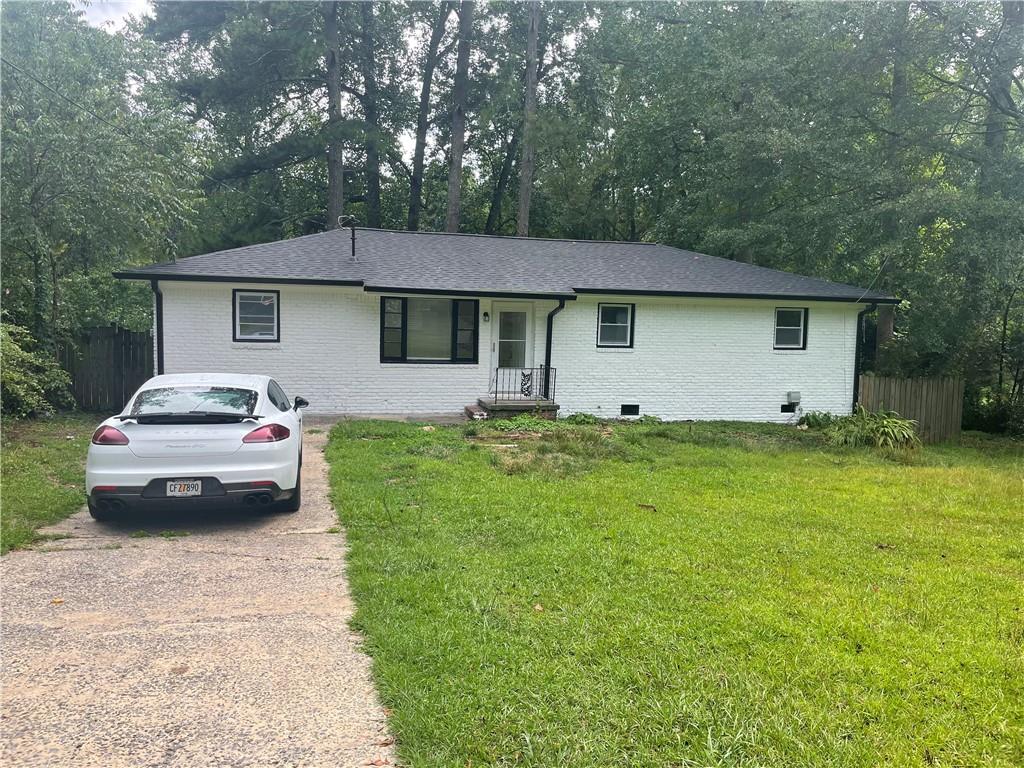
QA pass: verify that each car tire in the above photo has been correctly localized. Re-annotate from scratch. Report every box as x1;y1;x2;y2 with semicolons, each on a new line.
88;500;117;522
279;453;302;513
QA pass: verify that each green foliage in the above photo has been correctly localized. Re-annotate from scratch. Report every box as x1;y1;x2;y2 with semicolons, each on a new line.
0;323;72;417
562;412;600;425
1;1;198;348
825;406;922;451
482;414;565;433
327;419;1023;766
799;410;839;429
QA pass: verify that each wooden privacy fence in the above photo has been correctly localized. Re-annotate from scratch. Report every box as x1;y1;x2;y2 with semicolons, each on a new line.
59;327;153;412
857;374;964;443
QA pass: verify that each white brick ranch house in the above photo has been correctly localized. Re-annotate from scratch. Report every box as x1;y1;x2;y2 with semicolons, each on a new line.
115;228;896;421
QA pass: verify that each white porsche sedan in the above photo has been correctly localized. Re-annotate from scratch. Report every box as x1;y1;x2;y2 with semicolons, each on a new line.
86;373;307;521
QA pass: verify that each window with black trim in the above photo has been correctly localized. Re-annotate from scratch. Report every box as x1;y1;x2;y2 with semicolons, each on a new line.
597;303;635;347
774;307;808;350
233;290;279;342
380;297;479;363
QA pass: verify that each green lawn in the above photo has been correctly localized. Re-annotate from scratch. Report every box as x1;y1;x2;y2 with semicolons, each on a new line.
327;419;1024;767
1;413;97;553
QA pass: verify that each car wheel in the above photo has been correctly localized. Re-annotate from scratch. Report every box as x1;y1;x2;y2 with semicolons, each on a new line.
279;453;302;513
88;500;117;522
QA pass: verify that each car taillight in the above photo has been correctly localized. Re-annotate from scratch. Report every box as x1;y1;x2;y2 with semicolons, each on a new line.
242;423;291;443
91;426;129;445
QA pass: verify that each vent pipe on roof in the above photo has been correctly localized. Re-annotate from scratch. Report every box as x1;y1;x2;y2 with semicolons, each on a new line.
339;215;357;262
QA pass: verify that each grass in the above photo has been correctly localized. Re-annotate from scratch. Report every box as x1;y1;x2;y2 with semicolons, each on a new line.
327;418;1024;767
1;413;98;553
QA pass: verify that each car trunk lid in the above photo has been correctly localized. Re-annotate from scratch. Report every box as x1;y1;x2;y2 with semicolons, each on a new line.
120;420;254;459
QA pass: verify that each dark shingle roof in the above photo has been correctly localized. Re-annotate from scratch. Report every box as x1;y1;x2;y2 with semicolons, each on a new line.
115;228;897;303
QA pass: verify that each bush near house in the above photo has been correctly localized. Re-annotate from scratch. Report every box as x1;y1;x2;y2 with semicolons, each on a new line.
328;419;1023;767
1;322;73;417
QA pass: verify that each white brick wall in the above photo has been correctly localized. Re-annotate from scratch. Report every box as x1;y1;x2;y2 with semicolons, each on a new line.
158;282;859;421
550;295;858;422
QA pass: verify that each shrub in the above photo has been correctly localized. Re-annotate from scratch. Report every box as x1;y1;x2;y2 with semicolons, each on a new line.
964;396;1024;438
799;410;838;429
825;406;921;451
0;323;73;417
562;412;600;425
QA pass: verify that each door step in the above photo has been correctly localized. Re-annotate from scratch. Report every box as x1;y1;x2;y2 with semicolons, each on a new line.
472;398;559;420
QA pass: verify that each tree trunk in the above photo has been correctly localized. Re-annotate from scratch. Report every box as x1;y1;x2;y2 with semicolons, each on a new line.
323;1;344;229
516;1;540;237
359;2;382;228
445;1;474;232
485;129;519;234
408;3;451;231
979;1;1024;197
323;2;345;228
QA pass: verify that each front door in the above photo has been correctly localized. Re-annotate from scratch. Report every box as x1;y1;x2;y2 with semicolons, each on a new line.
491;303;533;393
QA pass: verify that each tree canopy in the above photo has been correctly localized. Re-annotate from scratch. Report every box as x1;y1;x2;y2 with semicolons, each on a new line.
2;1;1022;427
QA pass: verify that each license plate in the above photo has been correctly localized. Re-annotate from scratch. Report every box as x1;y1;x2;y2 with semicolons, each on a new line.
166;480;202;497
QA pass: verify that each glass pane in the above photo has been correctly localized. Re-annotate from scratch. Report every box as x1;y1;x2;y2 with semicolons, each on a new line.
239;294;275;319
384;311;403;329
407;298;452;360
383;328;402;346
383;341;402;359
776;309;803;328
384;298;403;314
499;340;526;368
775;327;802;347
238;322;275;338
599;324;629;345
600;305;630;325
455;329;475;360
131;386;258;416
457;301;476;330
499;311;527;340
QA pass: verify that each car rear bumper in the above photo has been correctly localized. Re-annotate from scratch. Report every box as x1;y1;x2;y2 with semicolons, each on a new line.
89;479;295;513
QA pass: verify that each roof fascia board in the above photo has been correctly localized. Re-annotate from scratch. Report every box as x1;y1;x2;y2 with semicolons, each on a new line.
362;285;577;301
113;272;365;287
571;287;899;304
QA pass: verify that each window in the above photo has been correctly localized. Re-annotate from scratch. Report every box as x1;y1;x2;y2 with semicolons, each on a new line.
268;380;290;412
233;290;279;342
380;297;478;363
597;303;635;347
774;307;808;350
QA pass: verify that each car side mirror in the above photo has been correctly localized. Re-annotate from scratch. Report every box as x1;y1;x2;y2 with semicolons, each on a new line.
294;396;309;410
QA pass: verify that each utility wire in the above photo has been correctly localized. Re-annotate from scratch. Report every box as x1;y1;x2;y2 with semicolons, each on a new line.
1;54;334;235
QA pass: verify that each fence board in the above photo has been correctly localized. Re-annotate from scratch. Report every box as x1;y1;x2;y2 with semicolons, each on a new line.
857;374;963;443
59;327;153;412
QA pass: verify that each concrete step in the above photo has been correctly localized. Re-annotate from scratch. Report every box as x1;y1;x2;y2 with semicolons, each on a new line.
464;403;489;420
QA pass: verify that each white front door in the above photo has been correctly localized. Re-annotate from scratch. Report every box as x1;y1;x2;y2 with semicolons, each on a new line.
491;303;534;393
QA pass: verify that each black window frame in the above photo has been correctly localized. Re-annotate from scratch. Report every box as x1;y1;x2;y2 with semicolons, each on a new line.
379;296;479;364
773;307;809;350
233;289;280;343
596;302;636;348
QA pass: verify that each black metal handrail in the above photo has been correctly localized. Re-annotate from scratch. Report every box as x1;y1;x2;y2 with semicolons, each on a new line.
491;366;556;402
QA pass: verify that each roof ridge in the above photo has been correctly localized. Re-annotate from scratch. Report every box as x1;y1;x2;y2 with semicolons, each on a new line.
361;226;663;247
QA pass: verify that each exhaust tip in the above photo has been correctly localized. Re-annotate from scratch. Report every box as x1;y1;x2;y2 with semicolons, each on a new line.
244;494;258;506
257;494;272;506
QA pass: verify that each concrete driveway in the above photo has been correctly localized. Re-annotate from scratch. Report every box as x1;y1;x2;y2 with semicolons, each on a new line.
1;427;395;767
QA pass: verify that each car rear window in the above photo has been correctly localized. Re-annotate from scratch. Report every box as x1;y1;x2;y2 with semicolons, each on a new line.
130;386;259;416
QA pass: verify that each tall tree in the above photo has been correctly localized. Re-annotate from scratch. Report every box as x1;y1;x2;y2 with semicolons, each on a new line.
516;1;541;236
408;2;452;231
324;1;344;228
445;1;473;232
358;2;382;227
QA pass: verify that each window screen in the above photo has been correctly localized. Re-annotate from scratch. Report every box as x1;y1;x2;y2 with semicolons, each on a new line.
774;308;808;349
598;303;634;347
234;291;279;342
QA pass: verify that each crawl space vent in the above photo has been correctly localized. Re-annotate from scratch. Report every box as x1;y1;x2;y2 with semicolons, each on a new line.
620;404;640;416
